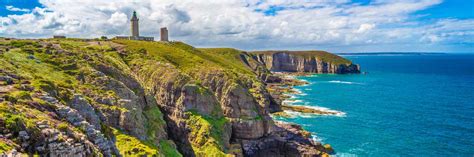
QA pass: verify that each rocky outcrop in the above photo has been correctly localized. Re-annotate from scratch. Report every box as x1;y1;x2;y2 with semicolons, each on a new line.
241;122;328;157
0;39;352;157
252;51;360;74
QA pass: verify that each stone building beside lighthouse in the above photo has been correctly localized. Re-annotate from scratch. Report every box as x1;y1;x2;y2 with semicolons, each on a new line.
160;27;168;41
114;11;154;41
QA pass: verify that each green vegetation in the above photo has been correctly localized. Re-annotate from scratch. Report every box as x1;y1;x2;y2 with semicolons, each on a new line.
114;40;212;73
185;111;229;157
0;140;13;153
251;50;352;65
1;38;335;156
160;140;182;157
0;102;37;133
144;105;166;141
112;128;161;156
197;48;255;75
0;39;180;156
114;40;258;80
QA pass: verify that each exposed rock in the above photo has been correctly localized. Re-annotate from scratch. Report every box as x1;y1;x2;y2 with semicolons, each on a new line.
0;76;13;85
18;131;29;141
240;121;329;157
252;51;360;74
324;144;334;154
70;94;101;129
1;39;356;157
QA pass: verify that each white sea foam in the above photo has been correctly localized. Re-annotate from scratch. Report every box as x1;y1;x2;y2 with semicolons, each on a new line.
334;152;359;157
282;99;303;105
292;105;347;117
311;134;323;142
299;79;309;82
283;110;316;118
328;80;364;85
292;88;303;94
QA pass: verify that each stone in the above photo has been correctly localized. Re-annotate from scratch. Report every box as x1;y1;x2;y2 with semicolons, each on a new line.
70;94;100;128
36;146;45;152
254;52;360;74
323;144;333;154
27;55;36;60
19;84;34;91
19;131;29;140
160;27;169;41
0;76;13;85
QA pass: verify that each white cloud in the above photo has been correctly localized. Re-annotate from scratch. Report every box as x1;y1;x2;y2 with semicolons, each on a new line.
356;23;376;33
6;5;31;12
0;0;472;52
108;12;127;26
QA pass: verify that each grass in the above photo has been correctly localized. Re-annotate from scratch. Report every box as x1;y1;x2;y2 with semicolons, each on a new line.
185;111;229;157
114;40;214;73
114;40;260;81
1;49;75;84
160;140;183;157
0;38;288;156
144;105;166;141
112;128;161;156
0;140;13;153
0;39;183;156
251;50;352;65
196;48;255;75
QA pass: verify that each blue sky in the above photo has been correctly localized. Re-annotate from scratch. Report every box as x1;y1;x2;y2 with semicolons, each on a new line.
0;0;473;53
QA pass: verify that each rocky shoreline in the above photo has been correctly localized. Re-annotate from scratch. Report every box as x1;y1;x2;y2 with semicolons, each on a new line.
1;38;357;156
267;72;342;117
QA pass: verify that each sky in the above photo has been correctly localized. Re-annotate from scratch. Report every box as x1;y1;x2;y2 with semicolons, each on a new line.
0;0;473;53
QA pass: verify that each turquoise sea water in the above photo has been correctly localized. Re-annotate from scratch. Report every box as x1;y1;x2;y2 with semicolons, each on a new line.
273;54;474;156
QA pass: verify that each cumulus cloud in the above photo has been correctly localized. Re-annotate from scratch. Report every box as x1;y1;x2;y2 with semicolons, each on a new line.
0;0;472;52
6;5;30;12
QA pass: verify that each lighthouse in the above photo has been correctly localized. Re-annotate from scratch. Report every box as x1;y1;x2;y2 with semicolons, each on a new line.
131;11;139;38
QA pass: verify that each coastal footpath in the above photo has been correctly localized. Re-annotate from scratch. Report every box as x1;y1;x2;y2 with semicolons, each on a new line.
0;38;358;157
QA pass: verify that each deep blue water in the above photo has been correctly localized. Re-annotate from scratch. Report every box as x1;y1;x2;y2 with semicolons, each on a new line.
273;54;474;156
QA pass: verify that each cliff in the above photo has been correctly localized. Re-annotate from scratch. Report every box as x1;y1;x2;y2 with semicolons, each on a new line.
251;51;360;74
0;39;335;157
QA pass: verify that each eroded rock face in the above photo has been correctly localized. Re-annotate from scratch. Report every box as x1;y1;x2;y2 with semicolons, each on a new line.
1;39;345;157
254;52;360;74
241;122;329;157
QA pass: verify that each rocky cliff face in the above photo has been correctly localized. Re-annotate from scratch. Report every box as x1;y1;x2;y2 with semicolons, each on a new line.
0;39;340;157
252;51;360;74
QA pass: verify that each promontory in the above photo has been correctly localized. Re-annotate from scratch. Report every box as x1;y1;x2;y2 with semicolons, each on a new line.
0;38;358;157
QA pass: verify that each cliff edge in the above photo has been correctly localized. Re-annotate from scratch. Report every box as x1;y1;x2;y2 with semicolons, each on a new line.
0;38;340;157
251;51;360;74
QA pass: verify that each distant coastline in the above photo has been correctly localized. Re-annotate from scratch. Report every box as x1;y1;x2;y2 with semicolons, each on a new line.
336;52;446;55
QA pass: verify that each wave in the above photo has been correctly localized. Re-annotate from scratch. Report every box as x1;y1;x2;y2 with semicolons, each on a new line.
299;79;309;82
292;88;303;94
283;110;316;118
293;105;347;117
311;134;323;142
333;152;359;157
328;80;364;85
282;99;303;105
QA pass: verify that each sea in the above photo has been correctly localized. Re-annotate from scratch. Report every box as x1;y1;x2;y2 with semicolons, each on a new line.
273;53;474;156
